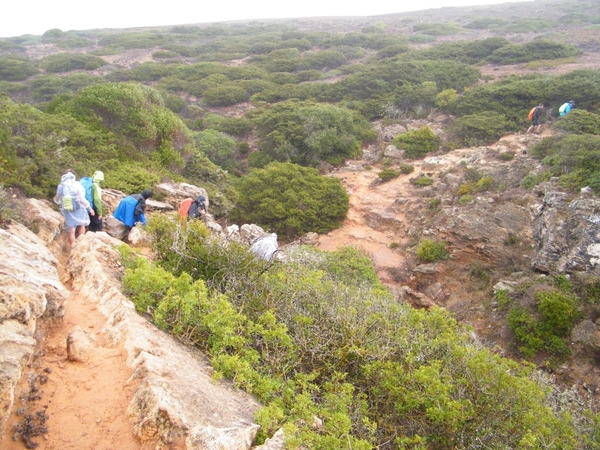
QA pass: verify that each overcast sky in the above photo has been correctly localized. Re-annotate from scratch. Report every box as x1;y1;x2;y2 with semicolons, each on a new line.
2;0;532;38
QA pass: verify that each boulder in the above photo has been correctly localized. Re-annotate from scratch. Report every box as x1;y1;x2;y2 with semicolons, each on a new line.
67;326;96;362
532;193;600;274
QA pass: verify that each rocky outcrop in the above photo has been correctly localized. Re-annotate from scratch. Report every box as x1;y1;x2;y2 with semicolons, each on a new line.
0;221;68;433
532;190;600;274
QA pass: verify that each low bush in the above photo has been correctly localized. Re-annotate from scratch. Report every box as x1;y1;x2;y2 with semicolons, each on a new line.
378;168;400;181
416;238;448;262
392;126;440;158
450;111;513;147
554;109;600;135
508;288;580;359
39;53;108;73
414;175;434;186
399;163;414;174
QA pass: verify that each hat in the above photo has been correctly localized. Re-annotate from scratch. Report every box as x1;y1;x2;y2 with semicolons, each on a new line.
92;171;104;182
141;189;153;199
569;100;575;105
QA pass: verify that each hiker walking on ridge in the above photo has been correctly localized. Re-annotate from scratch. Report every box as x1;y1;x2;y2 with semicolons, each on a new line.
527;103;544;134
113;189;153;231
559;100;575;116
54;169;95;245
79;171;105;232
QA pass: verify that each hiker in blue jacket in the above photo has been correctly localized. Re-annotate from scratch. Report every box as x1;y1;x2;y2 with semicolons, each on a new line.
113;189;152;231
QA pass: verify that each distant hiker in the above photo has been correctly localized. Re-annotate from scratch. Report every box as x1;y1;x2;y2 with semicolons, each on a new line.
54;169;95;245
559;100;575;116
179;195;207;221
79;171;104;232
113;189;153;231
187;195;207;220
527;103;544;134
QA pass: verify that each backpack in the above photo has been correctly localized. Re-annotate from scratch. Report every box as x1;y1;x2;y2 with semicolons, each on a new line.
188;195;206;219
60;180;81;211
528;107;537;121
179;198;193;219
559;103;567;114
79;176;94;210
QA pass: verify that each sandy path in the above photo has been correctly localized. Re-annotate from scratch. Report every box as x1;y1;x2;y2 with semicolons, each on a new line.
1;261;144;449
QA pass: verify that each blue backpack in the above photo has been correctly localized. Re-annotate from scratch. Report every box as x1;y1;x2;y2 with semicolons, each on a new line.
79;177;94;209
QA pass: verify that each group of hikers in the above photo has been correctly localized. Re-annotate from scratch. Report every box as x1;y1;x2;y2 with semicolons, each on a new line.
54;169;207;246
527;100;575;134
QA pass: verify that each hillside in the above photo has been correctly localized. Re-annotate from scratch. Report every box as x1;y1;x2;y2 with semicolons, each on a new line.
3;0;600;448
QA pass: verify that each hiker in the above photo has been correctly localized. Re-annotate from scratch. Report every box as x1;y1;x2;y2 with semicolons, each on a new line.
80;171;104;232
187;195;207;220
113;189;153;231
179;195;207;221
527;103;544;134
54;169;95;245
559;100;575;116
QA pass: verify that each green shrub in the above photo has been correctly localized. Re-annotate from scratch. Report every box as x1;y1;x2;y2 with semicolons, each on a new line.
0;56;38;81
413;23;464;36
392;126;440;159
508;288;580;359
399;164;414;174
429;198;441;209
487;40;581;65
251;100;370;166
39;53;107;73
451;111;512;147
554;109;600;135
496;289;512;310
520;171;552;190
230;162;349;239
378;168;400;182
498;152;515;161
414;175;434;186
416;238;449;262
459;195;473;205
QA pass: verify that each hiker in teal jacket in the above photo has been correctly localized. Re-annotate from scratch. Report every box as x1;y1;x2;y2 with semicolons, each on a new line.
559;100;574;116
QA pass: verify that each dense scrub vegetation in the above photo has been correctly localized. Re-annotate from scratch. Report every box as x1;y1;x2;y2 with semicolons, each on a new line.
118;219;597;448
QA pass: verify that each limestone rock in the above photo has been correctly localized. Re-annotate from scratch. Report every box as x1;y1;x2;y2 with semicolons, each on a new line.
364;210;403;232
0;320;36;434
395;286;436;309
20;198;63;246
154;182;209;211
67;326;96;362
254;428;285;449
299;232;319;246
239;224;268;245
104;215;129;240
532;193;600;274
1;223;68;320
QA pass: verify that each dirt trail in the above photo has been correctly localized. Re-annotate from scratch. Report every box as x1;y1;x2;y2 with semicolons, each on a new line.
1;255;144;450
